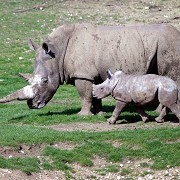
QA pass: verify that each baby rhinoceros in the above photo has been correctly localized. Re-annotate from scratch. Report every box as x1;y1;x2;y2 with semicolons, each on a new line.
92;70;180;124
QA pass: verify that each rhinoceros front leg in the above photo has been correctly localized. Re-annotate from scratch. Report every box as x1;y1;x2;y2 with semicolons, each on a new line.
75;79;93;115
107;100;127;124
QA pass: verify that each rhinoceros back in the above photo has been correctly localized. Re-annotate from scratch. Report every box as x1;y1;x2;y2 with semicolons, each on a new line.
63;24;163;82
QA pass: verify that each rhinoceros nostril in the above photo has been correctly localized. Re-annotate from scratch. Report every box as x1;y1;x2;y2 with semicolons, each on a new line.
36;100;41;104
38;102;45;109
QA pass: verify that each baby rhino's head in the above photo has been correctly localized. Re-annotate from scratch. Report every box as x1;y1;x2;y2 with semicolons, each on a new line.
92;70;123;99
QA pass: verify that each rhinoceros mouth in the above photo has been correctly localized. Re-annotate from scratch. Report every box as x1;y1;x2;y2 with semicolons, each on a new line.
27;100;46;109
38;102;46;109
27;95;46;109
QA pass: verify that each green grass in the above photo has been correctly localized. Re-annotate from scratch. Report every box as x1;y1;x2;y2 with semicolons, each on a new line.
0;125;179;172
0;157;39;173
0;0;179;176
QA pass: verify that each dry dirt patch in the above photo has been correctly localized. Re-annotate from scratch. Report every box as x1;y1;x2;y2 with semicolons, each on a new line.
0;144;44;158
0;161;179;180
72;157;180;180
48;121;178;132
0;142;77;159
0;169;66;180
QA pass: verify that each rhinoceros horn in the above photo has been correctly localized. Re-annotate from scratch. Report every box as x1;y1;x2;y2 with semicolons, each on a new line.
0;85;35;103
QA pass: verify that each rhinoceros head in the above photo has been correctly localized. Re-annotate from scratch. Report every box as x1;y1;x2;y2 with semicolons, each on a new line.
0;39;61;109
27;39;61;109
93;70;123;99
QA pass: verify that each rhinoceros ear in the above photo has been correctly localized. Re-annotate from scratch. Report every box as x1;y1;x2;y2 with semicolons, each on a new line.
42;42;56;58
28;39;38;51
18;73;33;84
107;69;113;79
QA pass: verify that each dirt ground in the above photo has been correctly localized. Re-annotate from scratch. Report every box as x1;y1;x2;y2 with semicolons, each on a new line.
0;164;179;180
49;120;179;132
1;0;180;179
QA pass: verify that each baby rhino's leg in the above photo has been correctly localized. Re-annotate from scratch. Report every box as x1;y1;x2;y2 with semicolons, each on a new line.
135;107;150;122
155;104;163;113
155;106;167;123
168;102;180;124
158;88;179;123
107;100;127;124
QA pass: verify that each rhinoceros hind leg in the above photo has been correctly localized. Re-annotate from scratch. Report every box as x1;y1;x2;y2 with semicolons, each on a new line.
107;116;117;124
135;107;150;123
168;102;180;124
107;100;127;124
155;104;163;113
155;106;167;123
75;79;93;115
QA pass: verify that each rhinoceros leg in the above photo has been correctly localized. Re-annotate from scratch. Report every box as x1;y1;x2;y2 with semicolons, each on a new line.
75;79;93;115
135;107;149;122
155;104;163;113
155;106;167;123
92;98;103;115
168;102;180;124
107;100;127;124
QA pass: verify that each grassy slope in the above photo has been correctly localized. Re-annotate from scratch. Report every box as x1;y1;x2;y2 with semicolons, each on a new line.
0;0;179;175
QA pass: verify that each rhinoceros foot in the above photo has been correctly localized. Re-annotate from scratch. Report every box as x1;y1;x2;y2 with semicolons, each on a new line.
155;117;164;123
78;110;93;116
107;117;117;125
141;116;149;123
96;111;105;115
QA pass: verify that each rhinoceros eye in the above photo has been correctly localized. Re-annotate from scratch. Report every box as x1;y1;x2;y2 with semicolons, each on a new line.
41;78;48;84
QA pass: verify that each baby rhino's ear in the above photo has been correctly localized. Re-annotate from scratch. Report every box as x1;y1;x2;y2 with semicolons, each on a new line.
107;69;113;79
114;70;124;78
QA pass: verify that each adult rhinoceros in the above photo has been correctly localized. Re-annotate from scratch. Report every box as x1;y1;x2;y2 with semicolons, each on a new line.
0;23;180;115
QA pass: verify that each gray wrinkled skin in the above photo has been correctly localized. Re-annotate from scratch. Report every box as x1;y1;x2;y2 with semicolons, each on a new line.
0;23;180;115
93;70;180;124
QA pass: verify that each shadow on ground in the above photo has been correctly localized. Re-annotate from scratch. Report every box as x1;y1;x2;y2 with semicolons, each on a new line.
8;105;179;124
